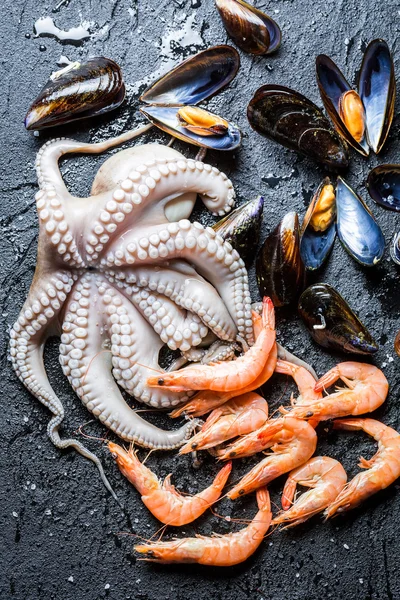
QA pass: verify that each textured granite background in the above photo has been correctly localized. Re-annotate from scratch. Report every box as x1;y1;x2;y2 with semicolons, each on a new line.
1;1;400;598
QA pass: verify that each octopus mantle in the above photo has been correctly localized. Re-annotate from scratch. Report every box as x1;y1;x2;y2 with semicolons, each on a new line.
9;129;253;479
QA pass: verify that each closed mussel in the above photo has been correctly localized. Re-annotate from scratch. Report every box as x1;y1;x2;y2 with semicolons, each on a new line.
367;164;400;212
25;58;125;130
336;177;385;266
316;40;395;156
256;211;305;307
247;85;348;169
140;45;240;106
298;283;378;355
300;178;336;270
215;0;281;55
213;196;264;266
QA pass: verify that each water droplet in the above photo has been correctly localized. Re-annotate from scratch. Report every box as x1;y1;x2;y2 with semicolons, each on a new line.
39;44;47;52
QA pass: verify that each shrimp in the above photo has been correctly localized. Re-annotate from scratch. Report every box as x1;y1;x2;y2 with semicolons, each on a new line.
325;418;400;518
109;442;231;526
286;362;388;421
170;343;278;419
134;487;271;566
226;417;317;499
272;457;347;527
275;359;322;427
147;297;275;392
179;392;269;454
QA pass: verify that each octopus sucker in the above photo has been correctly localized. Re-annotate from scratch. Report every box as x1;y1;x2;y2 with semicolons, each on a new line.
10;126;253;487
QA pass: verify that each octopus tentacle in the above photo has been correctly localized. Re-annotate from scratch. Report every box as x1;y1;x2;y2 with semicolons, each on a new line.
102;221;254;344
9;270;116;496
115;285;209;352
108;261;237;341
60;274;199;448
34;126;153;268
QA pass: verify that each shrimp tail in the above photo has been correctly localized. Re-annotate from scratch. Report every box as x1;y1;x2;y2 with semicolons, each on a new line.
262;296;275;330
281;478;297;510
314;366;340;392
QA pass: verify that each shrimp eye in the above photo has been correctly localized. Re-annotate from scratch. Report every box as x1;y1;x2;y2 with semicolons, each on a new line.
306;411;314;418
229;452;236;457
191;442;198;449
239;489;245;495
158;378;165;386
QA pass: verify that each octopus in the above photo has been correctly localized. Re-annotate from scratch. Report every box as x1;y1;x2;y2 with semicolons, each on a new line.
9;127;253;490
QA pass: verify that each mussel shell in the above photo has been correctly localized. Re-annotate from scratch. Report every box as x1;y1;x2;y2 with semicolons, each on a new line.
25;58;125;130
336;177;385;267
298;283;379;355
390;231;400;266
300;178;336;270
247;85;349;170
213;196;264;266
215;0;281;55
256;211;305;307
367;164;400;212
316;55;369;156
140;105;241;150
394;330;400;357
140;46;240;106
358;39;395;154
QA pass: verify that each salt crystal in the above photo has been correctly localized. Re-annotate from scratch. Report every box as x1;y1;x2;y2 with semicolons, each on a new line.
105;583;110;590
68;576;74;583
12;511;18;518
343;543;349;549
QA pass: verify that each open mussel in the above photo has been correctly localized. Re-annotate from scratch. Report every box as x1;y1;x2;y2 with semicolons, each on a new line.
256;211;305;307
247;85;349;170
298;283;379;355
215;0;281;55
25;58;125;130
300;178;336;271
140;46;241;150
213;196;264;266
390;232;400;266
316;40;395;156
140;105;241;150
336;178;384;267
140;45;239;106
367;165;400;212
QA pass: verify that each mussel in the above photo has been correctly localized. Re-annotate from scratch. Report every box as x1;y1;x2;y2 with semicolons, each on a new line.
213;196;264;266
256;211;305;307
247;85;349;170
316;39;395;156
336;177;384;267
140;45;239;106
298;283;379;355
394;330;400;357
140;46;241;150
367;164;400;212
215;0;281;55
390;232;400;266
25;58;125;130
300;178;336;271
141;105;241;150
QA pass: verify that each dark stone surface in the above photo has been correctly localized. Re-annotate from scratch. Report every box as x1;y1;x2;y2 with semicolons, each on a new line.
1;1;400;599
